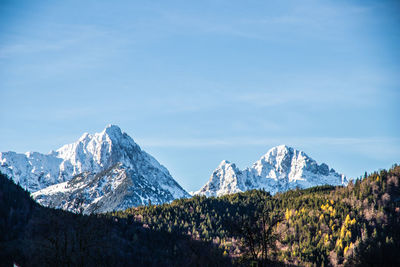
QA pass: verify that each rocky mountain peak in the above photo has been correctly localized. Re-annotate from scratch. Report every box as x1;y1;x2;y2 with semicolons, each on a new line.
218;160;233;168
0;126;189;211
54;125;141;174
214;160;240;177
195;145;347;197
261;145;300;165
101;124;127;143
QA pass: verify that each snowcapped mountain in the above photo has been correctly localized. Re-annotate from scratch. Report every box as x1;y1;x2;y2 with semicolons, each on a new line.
195;145;348;197
1;125;189;213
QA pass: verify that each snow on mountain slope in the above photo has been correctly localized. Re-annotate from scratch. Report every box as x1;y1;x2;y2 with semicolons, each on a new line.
32;162;185;214
195;145;348;197
1;125;189;213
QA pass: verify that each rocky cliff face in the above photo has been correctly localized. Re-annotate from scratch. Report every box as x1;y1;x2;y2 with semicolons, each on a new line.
1;125;189;214
195;145;347;197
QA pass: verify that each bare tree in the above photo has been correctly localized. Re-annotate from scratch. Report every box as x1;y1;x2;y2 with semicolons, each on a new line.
230;207;282;266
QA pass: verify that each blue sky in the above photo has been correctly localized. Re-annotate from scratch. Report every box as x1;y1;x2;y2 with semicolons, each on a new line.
1;0;399;191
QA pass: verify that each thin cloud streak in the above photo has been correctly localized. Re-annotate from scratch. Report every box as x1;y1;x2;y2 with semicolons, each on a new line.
138;136;400;148
138;136;400;163
157;1;372;43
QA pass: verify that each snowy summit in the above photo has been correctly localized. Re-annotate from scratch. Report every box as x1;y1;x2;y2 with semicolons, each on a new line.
0;125;189;214
194;145;348;197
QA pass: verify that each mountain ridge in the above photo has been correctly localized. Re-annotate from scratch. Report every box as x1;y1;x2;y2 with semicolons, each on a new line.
0;125;189;214
195;144;347;197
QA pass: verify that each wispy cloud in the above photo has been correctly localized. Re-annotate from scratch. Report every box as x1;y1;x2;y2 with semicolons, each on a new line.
138;136;400;148
137;135;400;163
153;1;372;43
0;24;118;59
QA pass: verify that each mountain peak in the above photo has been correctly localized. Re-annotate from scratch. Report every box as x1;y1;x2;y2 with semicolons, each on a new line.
104;124;122;133
194;159;241;197
276;144;290;149
102;124;124;140
196;145;347;197
261;145;311;166
79;132;90;141
54;125;143;175
267;144;292;154
1;125;189;212
218;160;232;167
76;125;124;144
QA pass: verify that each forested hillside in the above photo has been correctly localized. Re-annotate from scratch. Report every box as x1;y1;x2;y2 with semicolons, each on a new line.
113;165;400;266
0;172;229;267
1;165;399;266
